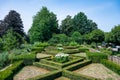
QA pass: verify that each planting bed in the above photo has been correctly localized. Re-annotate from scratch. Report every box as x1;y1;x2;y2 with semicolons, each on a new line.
72;52;87;58
73;63;120;80
14;66;50;80
36;53;52;59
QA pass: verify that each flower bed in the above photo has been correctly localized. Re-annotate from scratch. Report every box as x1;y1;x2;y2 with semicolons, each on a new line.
54;53;69;63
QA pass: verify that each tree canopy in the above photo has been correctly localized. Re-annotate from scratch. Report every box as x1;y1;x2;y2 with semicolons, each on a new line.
0;20;8;37
73;12;98;35
111;25;120;44
60;15;73;36
4;10;25;37
29;7;59;43
90;29;105;45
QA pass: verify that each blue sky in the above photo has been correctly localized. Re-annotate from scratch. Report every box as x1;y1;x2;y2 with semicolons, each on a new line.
0;0;120;33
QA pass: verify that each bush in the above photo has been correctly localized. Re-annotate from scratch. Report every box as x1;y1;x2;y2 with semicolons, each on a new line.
12;53;35;60
31;47;44;52
20;44;32;52
48;34;70;45
86;52;108;63
0;52;9;69
71;31;83;44
101;59;120;75
0;60;24;80
33;42;49;47
69;41;79;46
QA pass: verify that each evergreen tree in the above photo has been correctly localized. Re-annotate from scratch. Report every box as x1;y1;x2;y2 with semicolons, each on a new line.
4;10;25;43
2;29;18;51
0;20;8;37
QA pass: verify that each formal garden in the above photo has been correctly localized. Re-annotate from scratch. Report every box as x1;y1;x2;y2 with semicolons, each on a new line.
0;6;120;80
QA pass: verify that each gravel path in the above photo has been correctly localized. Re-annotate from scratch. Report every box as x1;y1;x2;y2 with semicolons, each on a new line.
14;66;50;80
74;63;120;80
55;77;70;80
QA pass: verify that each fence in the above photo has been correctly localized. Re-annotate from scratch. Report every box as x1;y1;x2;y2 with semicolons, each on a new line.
108;56;120;64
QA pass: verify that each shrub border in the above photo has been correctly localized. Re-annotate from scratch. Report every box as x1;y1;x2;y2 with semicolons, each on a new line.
0;60;24;80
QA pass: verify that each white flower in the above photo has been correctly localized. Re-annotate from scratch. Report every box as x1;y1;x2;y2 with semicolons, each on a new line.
55;52;69;58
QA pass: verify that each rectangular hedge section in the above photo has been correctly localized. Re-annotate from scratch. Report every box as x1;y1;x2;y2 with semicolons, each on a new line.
0;60;24;80
40;58;84;68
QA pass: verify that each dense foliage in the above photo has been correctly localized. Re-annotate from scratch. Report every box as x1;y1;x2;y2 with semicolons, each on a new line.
71;31;82;44
86;52;108;63
4;10;25;44
60;15;73;36
48;34;70;45
29;7;59;43
0;52;9;69
90;29;105;46
72;12;98;35
101;59;120;75
111;25;120;45
0;20;8;37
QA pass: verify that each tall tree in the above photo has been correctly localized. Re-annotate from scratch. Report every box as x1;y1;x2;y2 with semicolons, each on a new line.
73;12;97;34
111;25;120;45
4;10;25;43
90;29;105;47
29;7;59;43
0;20;8;37
60;15;73;36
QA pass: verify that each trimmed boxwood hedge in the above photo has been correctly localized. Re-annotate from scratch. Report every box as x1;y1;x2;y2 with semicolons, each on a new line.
101;59;120;75
12;53;36;61
64;49;80;54
64;60;92;71
63;46;79;49
40;58;83;68
86;52;108;63
27;70;62;80
33;62;58;71
11;53;36;65
0;60;24;80
63;70;98;80
79;48;89;52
